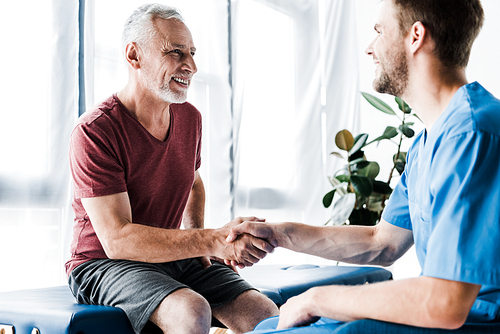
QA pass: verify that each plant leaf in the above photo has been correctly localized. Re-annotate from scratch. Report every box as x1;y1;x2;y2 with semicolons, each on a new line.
335;129;354;151
348;150;364;162
329;176;348;196
383;126;399;138
399;124;415;138
330;193;356;225
367;194;384;212
350;175;373;197
350;160;371;170
395;161;406;175
335;174;350;183
356;161;380;179
372;180;392;195
395;96;412;114
349;157;366;165
330;152;345;160
365;126;398;145
349;133;369;155
322;189;336;208
393;152;407;163
349;208;378;226
361;92;396;115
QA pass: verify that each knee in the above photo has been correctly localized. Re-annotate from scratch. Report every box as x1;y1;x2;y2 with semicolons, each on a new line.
177;294;211;324
152;289;212;334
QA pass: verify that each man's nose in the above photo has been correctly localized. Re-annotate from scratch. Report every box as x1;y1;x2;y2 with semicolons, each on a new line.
365;38;375;56
182;54;197;74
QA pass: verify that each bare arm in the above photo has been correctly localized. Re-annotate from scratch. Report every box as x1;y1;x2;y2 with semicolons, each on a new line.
182;170;205;229
229;220;480;329
227;219;413;266
181;171;235;269
278;276;481;330
81;191;273;266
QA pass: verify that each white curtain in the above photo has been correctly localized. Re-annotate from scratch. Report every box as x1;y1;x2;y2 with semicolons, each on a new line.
231;0;360;265
0;0;79;291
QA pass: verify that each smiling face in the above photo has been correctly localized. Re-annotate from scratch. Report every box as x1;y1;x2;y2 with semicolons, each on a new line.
366;0;409;97
141;17;197;103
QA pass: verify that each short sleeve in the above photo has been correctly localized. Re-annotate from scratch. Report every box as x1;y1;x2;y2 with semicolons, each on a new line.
423;132;500;286
381;137;418;231
69;122;127;199
382;170;412;230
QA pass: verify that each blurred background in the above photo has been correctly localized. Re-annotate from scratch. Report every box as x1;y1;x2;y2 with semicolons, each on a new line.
1;0;498;292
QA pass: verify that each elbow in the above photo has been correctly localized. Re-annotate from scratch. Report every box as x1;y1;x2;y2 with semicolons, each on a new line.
379;261;396;268
424;297;471;330
101;237;125;260
102;245;120;260
98;223;134;260
372;250;399;267
427;310;468;330
375;257;397;267
443;317;468;331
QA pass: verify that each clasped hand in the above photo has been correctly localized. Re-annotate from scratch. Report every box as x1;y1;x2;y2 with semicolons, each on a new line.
221;217;277;269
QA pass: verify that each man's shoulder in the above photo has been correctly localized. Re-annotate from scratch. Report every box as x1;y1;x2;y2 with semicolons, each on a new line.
465;82;500;136
438;83;500;140
171;102;202;119
77;94;121;128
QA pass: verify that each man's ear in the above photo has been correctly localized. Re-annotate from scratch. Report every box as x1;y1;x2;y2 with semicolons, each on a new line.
409;21;428;55
124;42;141;70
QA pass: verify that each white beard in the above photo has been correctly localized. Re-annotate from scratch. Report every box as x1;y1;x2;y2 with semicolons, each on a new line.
142;67;188;104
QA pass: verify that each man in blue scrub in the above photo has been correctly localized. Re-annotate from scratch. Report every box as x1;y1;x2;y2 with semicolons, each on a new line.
227;0;500;333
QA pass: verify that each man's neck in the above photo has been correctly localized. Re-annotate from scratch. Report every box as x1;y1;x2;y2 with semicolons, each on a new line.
402;66;468;130
117;83;172;141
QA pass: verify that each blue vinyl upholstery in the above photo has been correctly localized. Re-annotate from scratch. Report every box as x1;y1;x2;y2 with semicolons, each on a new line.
240;265;392;306
0;265;391;333
0;286;135;334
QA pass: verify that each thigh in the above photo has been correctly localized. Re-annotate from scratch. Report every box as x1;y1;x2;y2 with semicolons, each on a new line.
212;289;279;333
175;259;257;308
68;259;188;334
174;259;279;332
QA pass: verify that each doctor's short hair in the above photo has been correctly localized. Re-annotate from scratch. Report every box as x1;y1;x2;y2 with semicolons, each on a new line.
122;3;185;52
390;0;484;69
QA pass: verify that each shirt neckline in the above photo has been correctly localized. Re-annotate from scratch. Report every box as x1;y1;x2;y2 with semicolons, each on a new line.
112;93;174;145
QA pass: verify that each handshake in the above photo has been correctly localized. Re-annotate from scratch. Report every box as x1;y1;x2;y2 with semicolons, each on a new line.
212;216;283;269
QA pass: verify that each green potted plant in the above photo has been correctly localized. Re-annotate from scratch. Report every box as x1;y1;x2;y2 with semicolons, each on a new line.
323;92;419;226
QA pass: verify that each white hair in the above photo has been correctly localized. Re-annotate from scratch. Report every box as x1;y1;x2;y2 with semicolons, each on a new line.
122;3;184;52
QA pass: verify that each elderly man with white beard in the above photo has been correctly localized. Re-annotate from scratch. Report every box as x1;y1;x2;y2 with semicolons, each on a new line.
65;4;278;334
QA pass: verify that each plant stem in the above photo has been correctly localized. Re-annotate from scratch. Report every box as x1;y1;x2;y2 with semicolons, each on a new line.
388;112;406;184
380;113;406;217
388;133;403;184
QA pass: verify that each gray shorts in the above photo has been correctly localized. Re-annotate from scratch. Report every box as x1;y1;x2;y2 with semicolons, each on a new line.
68;258;256;334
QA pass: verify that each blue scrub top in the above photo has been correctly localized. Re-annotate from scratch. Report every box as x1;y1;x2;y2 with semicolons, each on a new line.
382;82;500;322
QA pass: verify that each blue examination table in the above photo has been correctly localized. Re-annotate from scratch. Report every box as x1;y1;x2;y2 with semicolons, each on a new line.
0;264;392;334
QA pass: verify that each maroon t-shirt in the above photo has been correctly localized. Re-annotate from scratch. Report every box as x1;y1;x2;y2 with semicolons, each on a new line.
65;94;202;275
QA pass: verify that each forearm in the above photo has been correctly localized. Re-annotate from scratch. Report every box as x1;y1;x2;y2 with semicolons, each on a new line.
275;222;388;265
84;191;272;266
103;217;273;267
104;223;222;263
302;276;479;329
